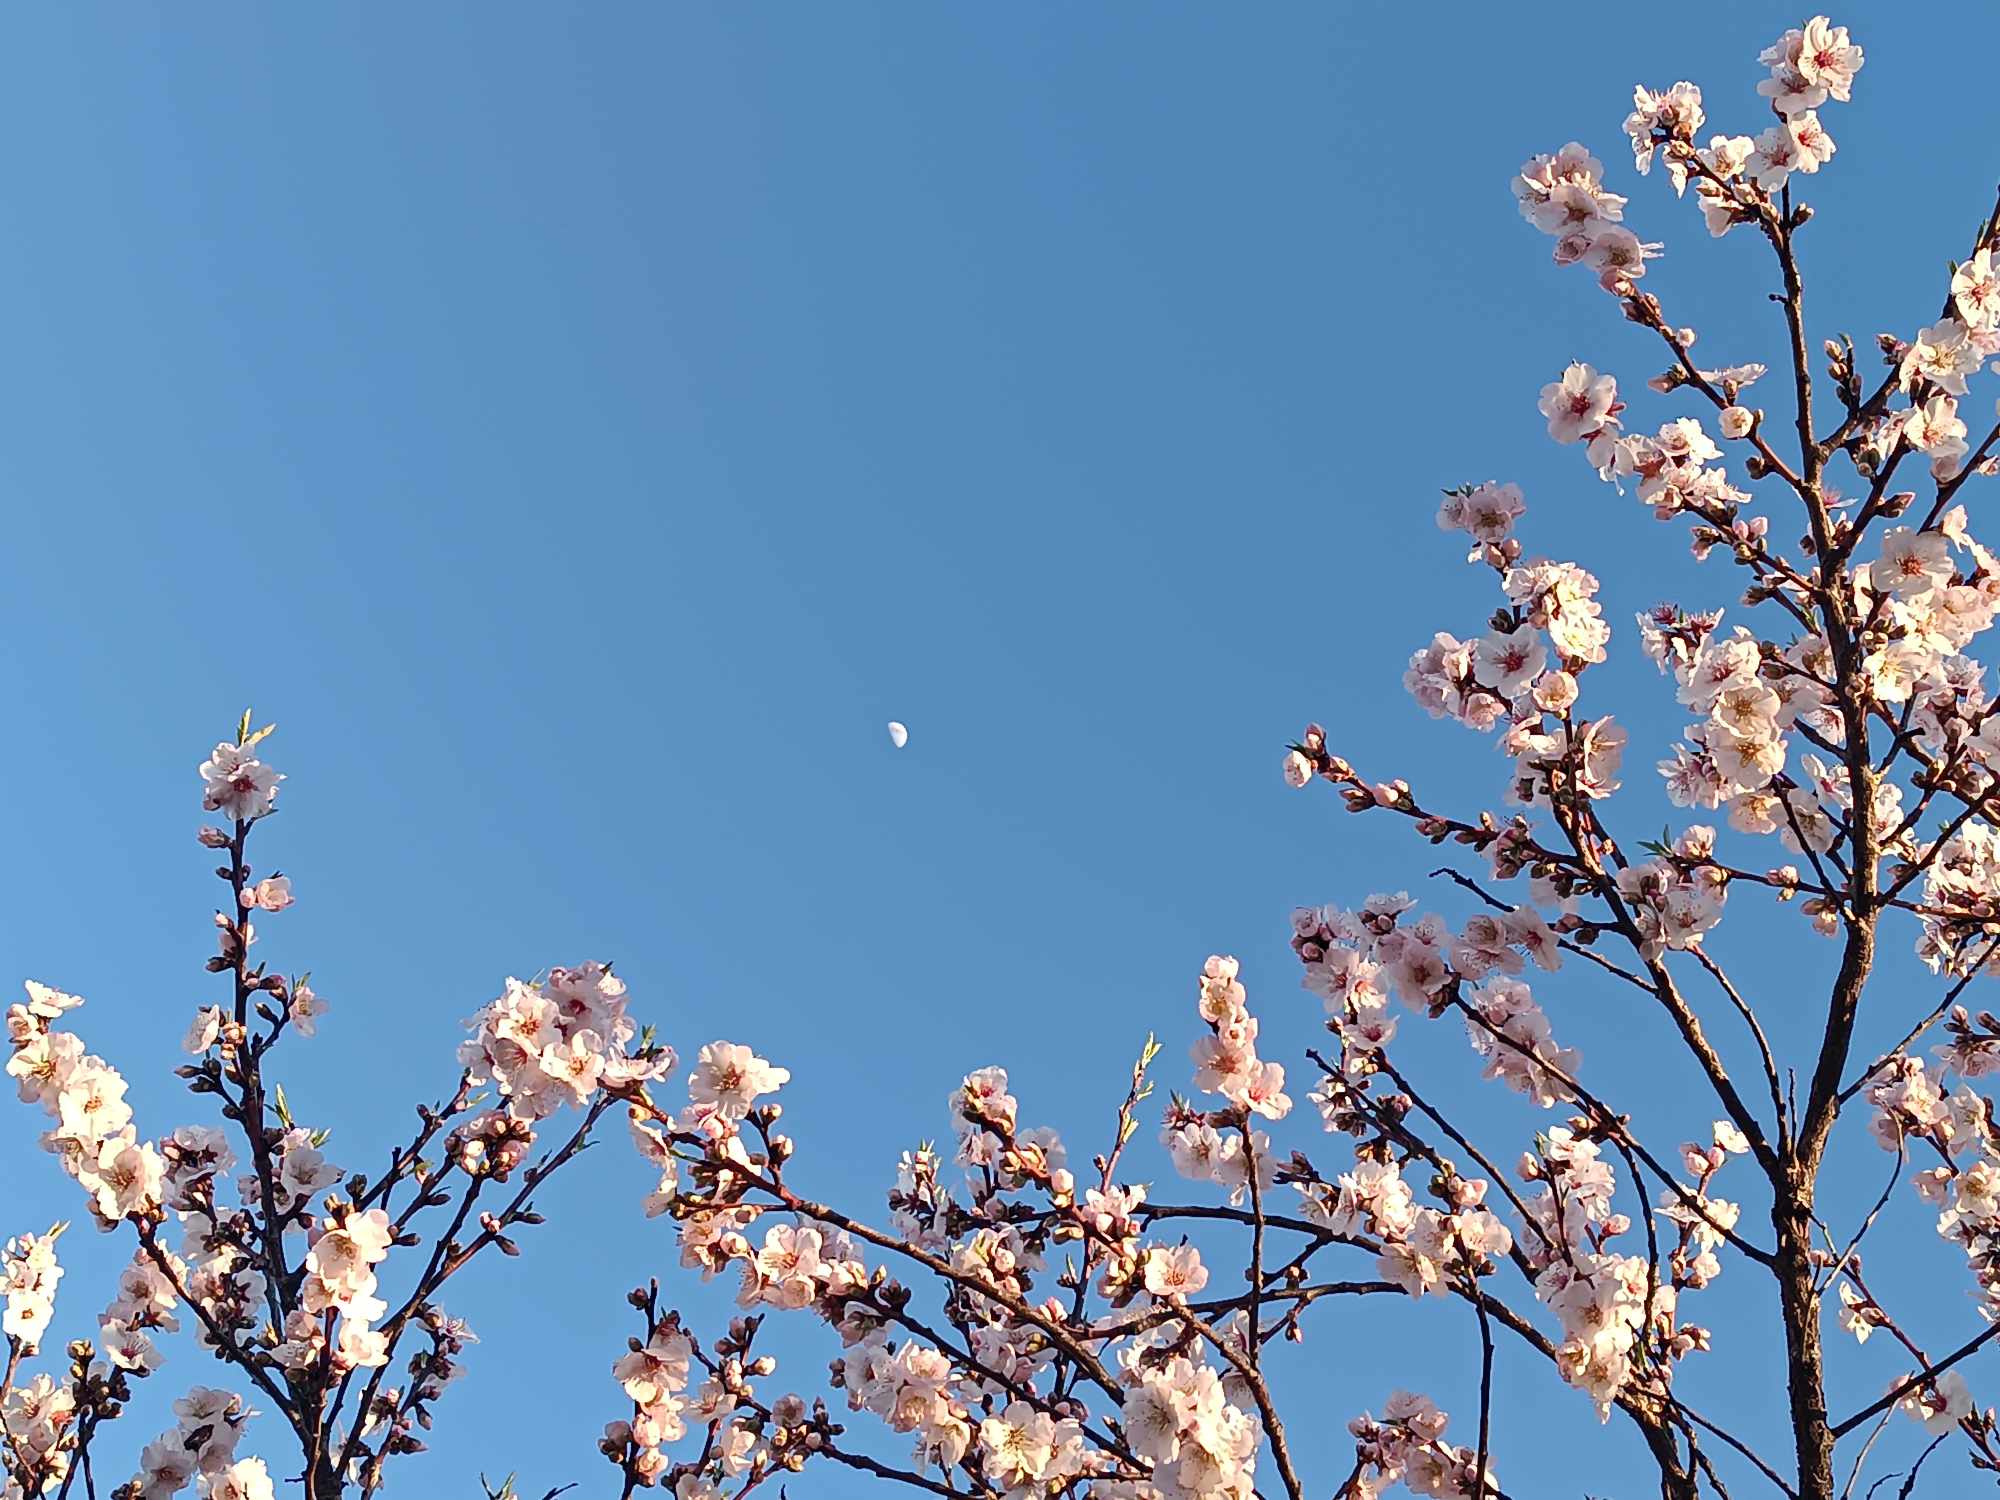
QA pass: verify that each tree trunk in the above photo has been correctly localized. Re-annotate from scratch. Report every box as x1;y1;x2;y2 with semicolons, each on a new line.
307;1454;345;1498
1775;1189;1835;1500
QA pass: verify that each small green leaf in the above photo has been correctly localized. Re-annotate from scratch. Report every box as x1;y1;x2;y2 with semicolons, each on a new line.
237;708;253;745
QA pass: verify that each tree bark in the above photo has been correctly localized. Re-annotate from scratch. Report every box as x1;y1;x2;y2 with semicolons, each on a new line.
1637;1415;1699;1500
1775;1185;1835;1500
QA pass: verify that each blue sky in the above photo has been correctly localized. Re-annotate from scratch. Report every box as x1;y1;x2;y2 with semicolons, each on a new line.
5;5;2000;1496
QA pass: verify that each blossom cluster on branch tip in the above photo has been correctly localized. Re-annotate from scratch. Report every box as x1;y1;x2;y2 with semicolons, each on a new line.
1344;1392;1495;1500
460;963;673;1126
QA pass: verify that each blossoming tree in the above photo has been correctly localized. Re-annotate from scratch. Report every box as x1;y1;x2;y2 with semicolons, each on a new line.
12;15;2000;1500
5;717;676;1500
598;17;2000;1500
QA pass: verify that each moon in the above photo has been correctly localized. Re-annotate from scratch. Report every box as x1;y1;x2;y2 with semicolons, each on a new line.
887;721;909;749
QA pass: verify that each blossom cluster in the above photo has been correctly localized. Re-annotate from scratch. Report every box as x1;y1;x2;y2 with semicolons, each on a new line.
123;1389;257;1500
1116;1358;1257;1500
1293;899;1572;1106
3;983;203;1386
1626;18;1861;247
2;1372;80;1495
1611;826;1732;959
1514;142;1654;293
1344;1391;1495;1500
1;1229;63;1354
608;1320;698;1487
839;1332;979;1477
1402;483;1627;822
459;963;663;1124
1161;957;1284;1200
276;1208;396;1374
1537;1122;1737;1419
1862;1049;2000;1325
1840;1045;2000;1437
7;983;161;1233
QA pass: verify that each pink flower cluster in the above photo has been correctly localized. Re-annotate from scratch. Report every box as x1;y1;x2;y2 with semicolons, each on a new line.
125;1388;256;1500
459;964;663;1124
1345;1391;1496;1500
1514;142;1656;293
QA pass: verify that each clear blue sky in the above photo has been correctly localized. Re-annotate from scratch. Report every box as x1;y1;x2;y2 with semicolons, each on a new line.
5;6;1998;1495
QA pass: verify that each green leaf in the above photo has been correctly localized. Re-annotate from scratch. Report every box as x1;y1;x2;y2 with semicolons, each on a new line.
273;1082;293;1130
237;708;254;745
